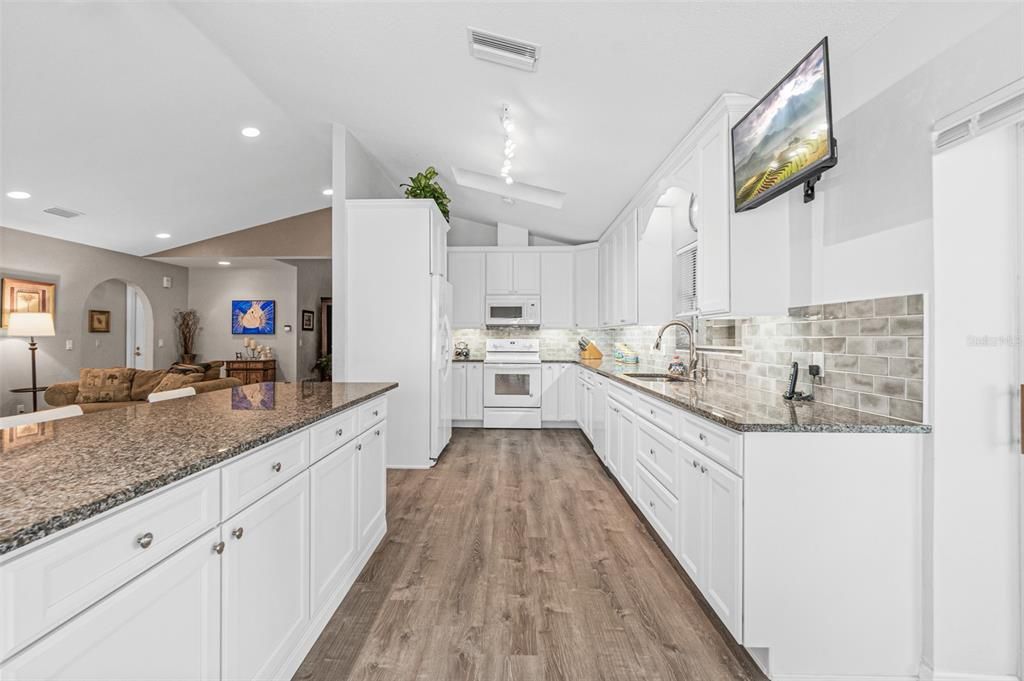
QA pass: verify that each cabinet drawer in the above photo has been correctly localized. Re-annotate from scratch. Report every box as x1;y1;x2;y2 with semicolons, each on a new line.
636;467;678;550
679;413;743;476
606;381;636;411
636;419;679;497
578;367;595;386
358;397;387;431
222;432;309;518
637;394;678;438
0;471;220;661
309;409;358;464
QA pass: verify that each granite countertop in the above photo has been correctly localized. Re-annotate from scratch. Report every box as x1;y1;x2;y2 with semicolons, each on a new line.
0;381;397;556
575;358;931;434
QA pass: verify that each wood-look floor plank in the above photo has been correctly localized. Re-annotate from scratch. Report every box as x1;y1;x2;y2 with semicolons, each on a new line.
294;428;765;681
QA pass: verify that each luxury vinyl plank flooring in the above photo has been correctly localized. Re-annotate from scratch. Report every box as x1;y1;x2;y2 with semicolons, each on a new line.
294;428;765;681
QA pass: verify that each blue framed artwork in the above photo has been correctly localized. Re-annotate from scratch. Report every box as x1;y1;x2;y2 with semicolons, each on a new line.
231;299;275;335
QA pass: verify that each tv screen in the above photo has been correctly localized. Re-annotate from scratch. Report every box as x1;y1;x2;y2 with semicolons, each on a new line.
732;37;836;212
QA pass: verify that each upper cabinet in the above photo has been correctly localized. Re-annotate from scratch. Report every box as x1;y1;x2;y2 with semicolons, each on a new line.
448;252;485;328
486;251;540;295
598;210;639;328
540;251;574;329
573;245;599;329
695;115;731;316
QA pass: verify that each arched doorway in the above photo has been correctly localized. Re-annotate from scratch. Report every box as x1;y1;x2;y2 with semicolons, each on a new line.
80;279;154;370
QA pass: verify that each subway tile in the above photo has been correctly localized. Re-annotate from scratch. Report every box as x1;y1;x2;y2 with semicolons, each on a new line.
874;376;906;398
788;304;823;320
890;398;924;423
791;321;813;336
822;337;846;353
859;356;889;376
811;321;835;337
835;319;860;336
791;352;812;366
891;315;924;336
825;354;858;372
822;372;846;389
834;389;859;409
908;294;924;315
805;338;824;353
890;357;924;379
908;337;924;358
847;373;875;391
845;299;875;318
906;379;924;401
775;322;794;336
858;393;889;415
812;385;834;403
874;337;908;357
846;337;872;355
823;303;847;320
859;318;890;336
874;296;908;316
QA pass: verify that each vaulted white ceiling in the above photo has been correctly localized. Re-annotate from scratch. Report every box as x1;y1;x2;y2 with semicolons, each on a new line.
0;1;1011;254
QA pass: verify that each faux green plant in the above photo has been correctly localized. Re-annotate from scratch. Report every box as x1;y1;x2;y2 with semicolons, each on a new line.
400;166;451;221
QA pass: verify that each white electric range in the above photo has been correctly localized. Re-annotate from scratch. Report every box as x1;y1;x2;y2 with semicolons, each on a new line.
482;338;542;429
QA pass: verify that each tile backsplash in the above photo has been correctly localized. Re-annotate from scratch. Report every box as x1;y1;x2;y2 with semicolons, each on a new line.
452;293;926;423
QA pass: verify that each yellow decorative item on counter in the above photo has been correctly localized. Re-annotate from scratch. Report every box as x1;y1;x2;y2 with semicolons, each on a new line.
613;343;639;364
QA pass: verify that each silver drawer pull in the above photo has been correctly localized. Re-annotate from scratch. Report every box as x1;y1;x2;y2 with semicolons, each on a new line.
372;409;379;417
213;541;225;555
700;465;707;474
649;448;655;456
356;443;363;451
232;527;244;540
692;460;699;469
336;428;345;437
271;462;282;473
136;532;154;549
698;433;707;442
375;429;381;437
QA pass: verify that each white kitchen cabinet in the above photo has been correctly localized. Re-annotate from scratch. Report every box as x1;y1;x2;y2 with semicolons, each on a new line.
616;211;638;326
310;441;358;611
357;423;387;549
486;251;540;295
542;364;560;422
540;252;574;328
0;529;221;681
576;375;588;435
638;206;674;326
466;363;484;420
676;444;707;591
542;363;577;423
573;245;599;329
704;456;743;642
451;363;467;420
598;238;613;327
221;473;310;681
617;404;637;498
590;376;607;461
696;120;731;316
448;252;485;328
605;398;622;476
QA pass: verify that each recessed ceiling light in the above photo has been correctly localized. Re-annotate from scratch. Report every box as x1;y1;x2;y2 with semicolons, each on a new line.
322;188;334;196
6;190;31;199
155;233;171;239
241;127;261;138
218;261;231;266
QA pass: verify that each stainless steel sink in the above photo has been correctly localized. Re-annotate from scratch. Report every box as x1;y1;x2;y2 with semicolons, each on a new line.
623;373;691;384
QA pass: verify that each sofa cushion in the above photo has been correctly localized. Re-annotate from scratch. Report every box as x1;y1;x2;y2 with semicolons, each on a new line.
76;368;136;404
152;372;205;394
131;369;167;401
203;361;225;381
168;362;209;375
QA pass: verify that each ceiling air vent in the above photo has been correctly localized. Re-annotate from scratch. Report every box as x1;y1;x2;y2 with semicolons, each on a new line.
467;28;539;72
43;206;84;219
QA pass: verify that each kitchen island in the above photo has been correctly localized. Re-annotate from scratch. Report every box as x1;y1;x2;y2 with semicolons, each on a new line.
0;380;396;680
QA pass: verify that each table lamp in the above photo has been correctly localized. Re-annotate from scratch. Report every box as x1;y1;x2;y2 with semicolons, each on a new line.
8;312;56;412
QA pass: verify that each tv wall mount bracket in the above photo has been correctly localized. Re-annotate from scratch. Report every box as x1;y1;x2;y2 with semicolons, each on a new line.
803;138;839;204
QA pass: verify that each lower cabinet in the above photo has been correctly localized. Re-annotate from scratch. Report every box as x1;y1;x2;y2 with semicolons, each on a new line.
357;422;387;547
541;363;576;423
605;396;636;493
310;441;358;610
452;363;484;423
221;473;310;681
452;364;468;421
0;528;222;681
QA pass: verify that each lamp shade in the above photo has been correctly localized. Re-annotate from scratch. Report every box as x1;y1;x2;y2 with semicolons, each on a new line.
8;312;55;338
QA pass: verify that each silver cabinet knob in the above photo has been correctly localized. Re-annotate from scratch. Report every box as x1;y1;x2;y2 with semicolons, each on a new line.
698;433;707;442
356;443;363;451
375;429;381;436
232;527;244;540
336;428;345;437
650;448;655;456
136;532;154;549
271;462;282;473
649;500;655;508
213;541;225;555
372;409;379;417
700;465;707;474
692;460;699;469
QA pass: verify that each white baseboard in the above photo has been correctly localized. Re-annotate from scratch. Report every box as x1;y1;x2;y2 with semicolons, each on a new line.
772;676;917;681
387;463;434;469
276;520;387;680
919;664;1021;681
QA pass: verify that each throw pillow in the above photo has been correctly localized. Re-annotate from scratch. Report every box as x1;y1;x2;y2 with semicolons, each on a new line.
76;368;136;404
167;362;208;375
131;369;168;401
152;372;204;394
203;361;225;381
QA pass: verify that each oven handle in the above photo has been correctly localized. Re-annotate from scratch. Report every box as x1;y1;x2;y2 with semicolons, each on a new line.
484;363;541;370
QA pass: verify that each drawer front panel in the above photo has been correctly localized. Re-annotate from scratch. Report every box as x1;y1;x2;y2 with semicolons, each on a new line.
222;432;309;518
0;471;220;661
358;398;387;431
636;419;679;497
679;413;743;476
636;467;678;550
637;395;678;438
606;381;636;411
309;409;358;464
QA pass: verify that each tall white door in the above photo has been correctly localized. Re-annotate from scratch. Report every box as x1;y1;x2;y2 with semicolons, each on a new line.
125;284;151;369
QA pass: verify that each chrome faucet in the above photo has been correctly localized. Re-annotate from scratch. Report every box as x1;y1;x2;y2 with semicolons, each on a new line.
652;320;699;379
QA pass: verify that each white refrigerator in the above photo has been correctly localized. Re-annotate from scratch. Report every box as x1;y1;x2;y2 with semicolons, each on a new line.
344;199;453;469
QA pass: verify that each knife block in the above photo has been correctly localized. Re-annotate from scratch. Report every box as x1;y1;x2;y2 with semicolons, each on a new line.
579;342;604;360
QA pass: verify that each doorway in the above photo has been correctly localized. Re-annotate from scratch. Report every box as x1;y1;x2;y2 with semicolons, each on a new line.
125;283;153;369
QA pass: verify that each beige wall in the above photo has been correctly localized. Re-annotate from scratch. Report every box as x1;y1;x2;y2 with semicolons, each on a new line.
150;208;331;258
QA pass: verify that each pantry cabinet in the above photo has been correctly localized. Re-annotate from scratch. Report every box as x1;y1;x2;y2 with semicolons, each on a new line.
448;251;485;328
540;252;574;328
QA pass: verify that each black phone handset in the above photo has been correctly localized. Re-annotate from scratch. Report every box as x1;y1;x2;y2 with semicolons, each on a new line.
782;361;799;400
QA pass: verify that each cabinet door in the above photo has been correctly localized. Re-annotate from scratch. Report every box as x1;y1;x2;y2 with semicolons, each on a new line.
357;423;387;548
573;247;599;328
430;211;448;278
598;239;613;327
448;252;485;328
0;530;220;681
697;120;731;315
618;406;637;498
618;211;638;326
310;442;358;612
222;473;310;681
575;378;586;432
557;364;575;422
486;252;514;294
513;252;541;294
605;400;621;475
465;363;484;420
676;445;706;589
451;364;467;420
541;364;559;422
540;252;574;328
704;459;743;642
591;380;607;460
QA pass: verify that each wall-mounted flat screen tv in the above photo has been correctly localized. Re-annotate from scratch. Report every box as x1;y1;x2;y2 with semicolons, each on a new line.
732;37;837;212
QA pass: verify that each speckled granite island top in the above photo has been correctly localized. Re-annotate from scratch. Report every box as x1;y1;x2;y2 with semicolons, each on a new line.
572;358;931;434
0;381;397;556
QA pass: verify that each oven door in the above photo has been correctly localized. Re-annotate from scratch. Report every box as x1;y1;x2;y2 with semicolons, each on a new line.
484;364;541;408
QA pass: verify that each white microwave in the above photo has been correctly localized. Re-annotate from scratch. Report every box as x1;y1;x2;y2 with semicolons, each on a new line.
485;296;540;327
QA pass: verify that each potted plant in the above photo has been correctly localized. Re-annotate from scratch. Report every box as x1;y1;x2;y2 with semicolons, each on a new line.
400;166;451;221
312;354;332;382
174;309;200;364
